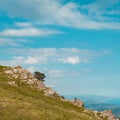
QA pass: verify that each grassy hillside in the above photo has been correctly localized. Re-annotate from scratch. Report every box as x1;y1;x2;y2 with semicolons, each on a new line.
0;65;106;120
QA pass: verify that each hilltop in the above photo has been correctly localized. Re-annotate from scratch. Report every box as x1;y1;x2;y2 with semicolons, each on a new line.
0;65;118;120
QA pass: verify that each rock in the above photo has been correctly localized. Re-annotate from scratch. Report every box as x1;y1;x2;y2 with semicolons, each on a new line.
44;87;62;99
7;81;17;86
83;109;89;113
4;66;46;90
61;99;69;102
44;87;56;96
4;70;13;74
13;69;18;73
69;98;84;107
37;80;46;89
100;110;119;120
93;110;99;117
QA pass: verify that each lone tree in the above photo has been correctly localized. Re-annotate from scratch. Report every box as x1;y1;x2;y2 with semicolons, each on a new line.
34;71;46;82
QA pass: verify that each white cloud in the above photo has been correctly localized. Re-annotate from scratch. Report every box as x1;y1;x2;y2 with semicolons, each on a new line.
0;48;112;66
25;57;39;64
82;0;118;13
44;67;92;89
60;56;81;64
0;56;24;66
0;28;61;37
0;0;120;29
0;56;39;66
66;56;80;64
15;22;32;28
0;38;28;46
48;69;65;78
81;0;120;22
47;69;80;78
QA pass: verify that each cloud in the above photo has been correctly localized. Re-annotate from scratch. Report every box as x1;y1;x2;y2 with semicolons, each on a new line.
15;22;32;28
0;0;120;29
0;48;112;66
25;57;39;64
65;56;81;64
0;38;28;46
82;0;119;13
48;69;66;78
0;56;39;66
0;28;61;37
47;69;80;78
60;56;81;64
81;0;120;22
43;67;92;89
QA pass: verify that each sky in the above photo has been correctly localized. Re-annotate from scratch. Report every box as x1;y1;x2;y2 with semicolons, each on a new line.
0;0;120;97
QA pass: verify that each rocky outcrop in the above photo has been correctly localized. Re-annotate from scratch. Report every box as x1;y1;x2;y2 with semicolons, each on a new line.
100;110;119;120
4;66;46;90
69;98;84;107
83;109;119;120
3;66;62;99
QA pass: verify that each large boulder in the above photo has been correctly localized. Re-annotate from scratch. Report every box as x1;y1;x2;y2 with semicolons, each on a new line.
100;110;119;120
44;87;56;96
44;87;62;99
69;98;84;107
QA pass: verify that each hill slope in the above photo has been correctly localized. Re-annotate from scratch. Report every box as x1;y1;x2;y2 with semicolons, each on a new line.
0;65;108;120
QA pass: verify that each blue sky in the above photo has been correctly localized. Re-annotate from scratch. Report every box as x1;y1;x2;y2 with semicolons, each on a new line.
0;0;120;97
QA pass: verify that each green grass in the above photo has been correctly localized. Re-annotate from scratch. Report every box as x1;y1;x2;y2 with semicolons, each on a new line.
0;66;106;120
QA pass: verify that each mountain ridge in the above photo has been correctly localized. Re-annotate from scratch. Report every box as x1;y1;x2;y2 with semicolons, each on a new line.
0;65;118;120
